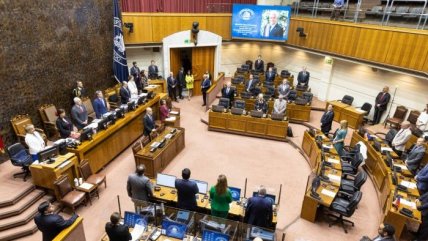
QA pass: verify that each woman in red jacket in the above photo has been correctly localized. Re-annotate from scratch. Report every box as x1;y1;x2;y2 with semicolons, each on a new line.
159;99;169;122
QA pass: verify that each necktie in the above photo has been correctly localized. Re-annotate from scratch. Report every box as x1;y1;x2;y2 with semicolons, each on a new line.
226;88;229;94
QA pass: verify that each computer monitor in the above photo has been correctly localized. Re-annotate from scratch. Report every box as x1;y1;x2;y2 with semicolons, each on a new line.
373;138;381;152
229;187;241;201
128;101;136;111
80;127;93;142
107;112;116;125
156;173;177;188
252;192;276;204
97;118;109;131
176;210;190;224
38;145;59;162
190;179;208;194
138;96;147;105
202;229;230;241
115;107;125;118
161;219;187;240
124;211;148;228
249;227;275;241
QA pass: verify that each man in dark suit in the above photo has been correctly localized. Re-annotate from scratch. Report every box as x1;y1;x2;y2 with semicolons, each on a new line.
244;186;273;228
361;223;396;241
417;163;428;194
262;11;284;38
265;67;276;83
416;191;428;240
130;61;142;92
119;81;131;104
167;71;178;102
105;212;132;241
93;90;109;119
127;164;153;211
148;60;158;79
175;168;199;211
71;97;88;130
254;55;264;72
297;67;310;87
405;138;426;175
373;86;391;124
177;67;185;99
143;107;156;138
321;104;335;135
201;74;211;106
34;201;78;241
221;82;235;107
245;74;258;96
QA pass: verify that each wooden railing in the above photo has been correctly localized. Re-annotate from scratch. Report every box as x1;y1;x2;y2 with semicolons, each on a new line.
205;73;225;111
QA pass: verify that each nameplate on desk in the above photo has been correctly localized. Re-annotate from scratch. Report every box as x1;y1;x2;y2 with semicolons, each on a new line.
400;199;416;209
165;134;173;140
322;144;333;149
150;142;160;148
394;164;408;170
381;147;393;153
400;180;417;189
321;189;336;197
57;160;71;169
327;174;341;183
165;116;176;121
170;111;179;115
327;158;340;164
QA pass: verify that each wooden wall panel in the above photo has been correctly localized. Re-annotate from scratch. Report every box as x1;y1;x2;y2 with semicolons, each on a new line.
151;16;182;42
385;33;428;71
180;16;207;32
122;16;153;44
330;25;360;56
205;16;231;40
354;28;392;63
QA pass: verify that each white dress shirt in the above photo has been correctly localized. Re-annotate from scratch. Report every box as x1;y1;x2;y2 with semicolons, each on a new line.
391;128;412;151
25;132;45;155
417;112;428;131
128;80;138;98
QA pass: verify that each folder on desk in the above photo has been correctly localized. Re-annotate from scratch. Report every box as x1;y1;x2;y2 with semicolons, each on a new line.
327;174;341;183
170;111;179;115
400;180;416;189
79;183;94;190
394;164;408;170
165;116;176;121
400;199;416;209
321;189;336;197
381;147;393;153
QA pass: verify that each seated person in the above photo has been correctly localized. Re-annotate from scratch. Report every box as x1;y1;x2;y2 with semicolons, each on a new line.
159;99;169;122
254;94;267;114
56;109;80;139
391;121;412;156
297;66;310;87
244;186;273;228
25;124;45;161
417;104;428;132
245;74;258;96
119;81;131;104
265;67;276;83
277;79;291;99
93;90;110;119
273;95;286;114
405;138;426;175
71;97;88;130
221;82;235;107
105;212;132;241
360;223;395;241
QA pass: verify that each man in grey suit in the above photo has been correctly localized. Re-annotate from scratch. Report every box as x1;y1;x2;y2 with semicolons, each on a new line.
405;138;426;175
277;79;291;99
391;121;412;156
71;97;88;130
273;95;286;114
127;164;153;212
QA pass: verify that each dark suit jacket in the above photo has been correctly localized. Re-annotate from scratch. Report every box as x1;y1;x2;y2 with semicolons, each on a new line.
56;117;73;139
375;92;391;111
148;65;158;78
120;87;131;104
418;191;428;217
254;59;264;72
177;71;185;87
167;76;177;89
105;222;132;241
407;145;426;172
244;195;273;228
127;173;153;201
34;213;78;241
245;79;258;93
175;179;199;211
93;98;108;119
267;24;284;37
321;111;334;134
255;100;267;113
297;71;310;86
221;87;235;104
265;71;276;82
417;164;428;193
369;235;395;241
143;114;155;136
71;104;88;130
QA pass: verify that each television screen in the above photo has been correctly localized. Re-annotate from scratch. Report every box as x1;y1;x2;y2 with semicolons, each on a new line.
232;4;291;41
229;187;241;201
202;229;230;241
162;219;187;240
124;211;147;228
190;179;208;194
156;173;177;188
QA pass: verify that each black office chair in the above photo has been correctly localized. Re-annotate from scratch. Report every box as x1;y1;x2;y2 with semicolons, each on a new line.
295;92;313;105
376;128;398;146
6;143;33;181
358;102;372;123
288;90;297;101
234;100;245;109
328;191;363;233
245;60;253;70
340;171;367;195
253;87;261;97
265;86;275;98
231;78;242;85
295;84;308;92
218;98;230;109
341;95;354;105
280;70;291;78
341;153;364;175
241;64;250;71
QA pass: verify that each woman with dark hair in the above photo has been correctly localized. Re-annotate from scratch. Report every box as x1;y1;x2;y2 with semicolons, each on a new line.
209;174;233;218
140;70;148;88
56;109;80;139
105;212;132;241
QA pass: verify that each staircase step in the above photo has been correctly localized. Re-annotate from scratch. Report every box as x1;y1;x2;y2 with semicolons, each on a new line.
0;190;45;220
0;184;35;208
0;195;54;231
0;218;39;241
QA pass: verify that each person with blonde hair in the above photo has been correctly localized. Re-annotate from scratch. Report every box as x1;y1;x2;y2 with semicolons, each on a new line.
185;70;194;101
209;174;232;218
25;124;45;161
333;120;348;156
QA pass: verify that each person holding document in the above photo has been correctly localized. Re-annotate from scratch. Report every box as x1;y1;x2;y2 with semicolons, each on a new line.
105;212;132;241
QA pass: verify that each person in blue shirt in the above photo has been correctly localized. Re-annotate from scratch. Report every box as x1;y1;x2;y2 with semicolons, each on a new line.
244;186;273;228
201;74;211;106
93;90;109;119
175;168;199;211
333;120;348;156
331;0;344;20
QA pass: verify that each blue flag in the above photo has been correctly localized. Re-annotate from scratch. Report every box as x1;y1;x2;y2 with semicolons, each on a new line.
113;0;129;83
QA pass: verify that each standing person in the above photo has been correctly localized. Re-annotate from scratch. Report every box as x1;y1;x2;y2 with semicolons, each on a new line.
72;81;86;99
221;82;235;108
159;100;169;122
333;120;348;157
331;0;344;20
201;74;211;106
254;55;264;73
417;104;428;132
177;67;185;99
405;138;426;175
105;212;132;241
71;97;88;130
373;86;391;125
185;70;194;101
167;72;178;102
297;67;310;87
209;174;233;218
245;74;258;96
56;109;80;139
391;121;412;156
148;60;158;79
417;164;428;194
143;107;156;139
244;186;273;228
321;105;335;135
34;201;78;241
140;70;149;88
130;61;142;92
127;165;153;211
265;67;276;83
119;81;131;104
25;124;45;161
127;75;139;98
416;192;428;240
273;95;286;114
93;90;109;119
278;79;291;99
175;168;199;211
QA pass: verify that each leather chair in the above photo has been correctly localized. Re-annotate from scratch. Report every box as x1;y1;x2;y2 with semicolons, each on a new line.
79;159;107;189
241;64;250;71
340;171;367;195
328;191;363;233
245;60;253;70
54;175;86;212
104;87;120;109
82;97;96;121
38;104;59;139
341;153;363;175
266;62;274;72
10;114;47;146
385;105;408;128
288;90;298;101
280;70;291;78
132;140;142;155
264;86;275;98
358;102;372;123
295;84;308;92
6;143;33;181
219;98;230;109
231;78;242;85
234;100;246;109
341;95;354;105
407;110;421;134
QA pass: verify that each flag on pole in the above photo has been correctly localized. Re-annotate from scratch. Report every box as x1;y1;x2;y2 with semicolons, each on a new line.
113;0;129;83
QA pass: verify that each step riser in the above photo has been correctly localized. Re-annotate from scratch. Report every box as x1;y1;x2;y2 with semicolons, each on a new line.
0;192;45;220
0;186;35;208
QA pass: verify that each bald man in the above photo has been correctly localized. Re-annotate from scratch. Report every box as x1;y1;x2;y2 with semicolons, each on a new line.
406;138;426;175
143;107;156;138
221;82;235;107
373;86;391;124
244;186;273;228
391;121;412;156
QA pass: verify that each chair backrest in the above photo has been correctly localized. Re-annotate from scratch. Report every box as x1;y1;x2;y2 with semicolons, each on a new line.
289;90;297;100
10;115;34;137
303;92;313;103
354;171;367;189
265;86;275;95
82;97;95;115
6;143;27;158
245;60;253;70
132;141;142;155
235;100;246;109
385;128;398;145
341;95;354;105
253;87;261;96
241;64;250;71
231;78;241;85
407;110;421;124
361;102;372;116
141;136;150;147
79;159;93;180
54;175;72;198
351;153;364;170
280;70;290;78
150;131;158;140
347;191;363;215
39;104;58;124
266;62;274;71
392;106;408;119
219;98;230;108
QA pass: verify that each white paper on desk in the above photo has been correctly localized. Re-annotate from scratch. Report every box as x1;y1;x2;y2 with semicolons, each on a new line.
321;189;336;197
394;164;408;170
327;174;341;183
322;144;333;149
138;93;148;97
58;160;70;169
165;134;173;139
327;158;340;164
148;85;157;88
79;183;94;190
381;147;393;152
400;199;417;209
150;142;160;148
400;180;417;189
86;123;98;129
165;116;176;121
131;223;146;241
170;111;179;115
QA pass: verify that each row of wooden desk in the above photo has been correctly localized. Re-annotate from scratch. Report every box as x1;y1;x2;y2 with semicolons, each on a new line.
327;100;367;129
208;110;288;141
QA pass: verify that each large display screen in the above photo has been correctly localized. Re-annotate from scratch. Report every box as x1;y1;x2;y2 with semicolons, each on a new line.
231;4;291;41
